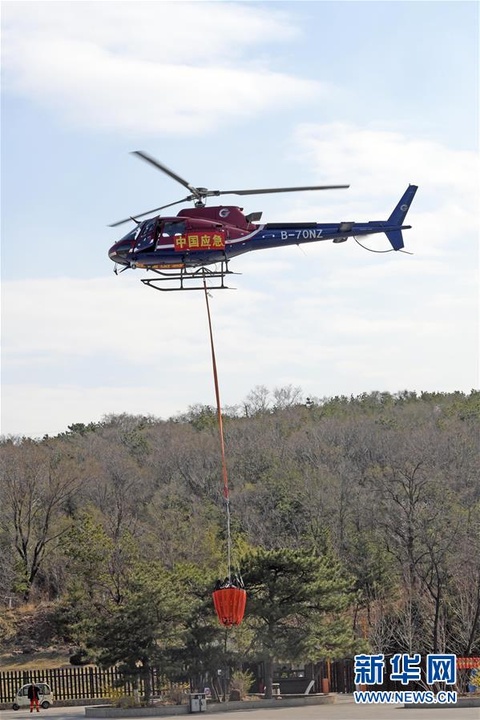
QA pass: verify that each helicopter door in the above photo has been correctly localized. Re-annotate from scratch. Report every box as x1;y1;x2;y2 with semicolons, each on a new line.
156;220;187;248
133;218;157;253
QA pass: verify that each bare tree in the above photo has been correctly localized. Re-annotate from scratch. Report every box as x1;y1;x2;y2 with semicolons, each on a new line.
0;439;80;600
272;385;304;411
243;385;271;417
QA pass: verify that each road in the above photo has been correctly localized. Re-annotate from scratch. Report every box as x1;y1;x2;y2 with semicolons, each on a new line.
0;701;479;720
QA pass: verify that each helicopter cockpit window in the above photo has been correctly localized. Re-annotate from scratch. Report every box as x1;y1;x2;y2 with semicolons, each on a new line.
159;221;186;238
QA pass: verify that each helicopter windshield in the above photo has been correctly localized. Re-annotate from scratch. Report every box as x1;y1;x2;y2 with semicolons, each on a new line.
121;226;142;243
133;218;158;252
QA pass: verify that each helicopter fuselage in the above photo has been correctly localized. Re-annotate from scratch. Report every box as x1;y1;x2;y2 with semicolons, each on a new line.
108;190;416;273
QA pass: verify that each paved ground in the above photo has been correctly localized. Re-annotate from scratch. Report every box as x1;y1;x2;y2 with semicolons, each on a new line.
1;701;478;720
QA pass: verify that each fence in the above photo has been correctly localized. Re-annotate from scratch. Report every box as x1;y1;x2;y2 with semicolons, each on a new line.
0;666;170;704
321;659;355;694
0;662;357;704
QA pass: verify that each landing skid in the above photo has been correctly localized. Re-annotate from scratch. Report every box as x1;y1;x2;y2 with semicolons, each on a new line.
140;263;240;292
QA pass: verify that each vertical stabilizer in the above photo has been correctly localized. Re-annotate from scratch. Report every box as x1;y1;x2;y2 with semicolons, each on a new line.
388;185;418;225
384;185;418;250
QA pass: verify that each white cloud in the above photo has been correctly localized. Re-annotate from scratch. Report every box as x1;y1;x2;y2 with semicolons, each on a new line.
2;232;477;439
2;2;298;64
1;275;270;366
2;2;322;134
287;122;479;273
294;122;479;201
1;384;184;439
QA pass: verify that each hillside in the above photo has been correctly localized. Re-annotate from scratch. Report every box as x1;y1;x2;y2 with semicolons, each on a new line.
0;649;71;671
1;388;479;663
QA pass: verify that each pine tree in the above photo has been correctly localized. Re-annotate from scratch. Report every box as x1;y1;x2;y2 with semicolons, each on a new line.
241;547;356;698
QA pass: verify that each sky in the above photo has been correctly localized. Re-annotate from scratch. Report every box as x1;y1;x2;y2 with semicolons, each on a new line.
1;0;479;439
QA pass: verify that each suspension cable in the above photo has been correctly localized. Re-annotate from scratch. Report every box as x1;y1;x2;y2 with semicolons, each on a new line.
203;277;232;582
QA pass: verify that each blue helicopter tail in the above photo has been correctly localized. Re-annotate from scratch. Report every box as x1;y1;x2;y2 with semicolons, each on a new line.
385;184;418;250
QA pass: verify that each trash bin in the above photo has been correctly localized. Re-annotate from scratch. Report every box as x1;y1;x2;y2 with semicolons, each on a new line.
189;693;207;713
272;683;282;698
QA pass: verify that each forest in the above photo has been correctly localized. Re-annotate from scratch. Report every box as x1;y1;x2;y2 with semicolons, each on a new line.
0;387;479;697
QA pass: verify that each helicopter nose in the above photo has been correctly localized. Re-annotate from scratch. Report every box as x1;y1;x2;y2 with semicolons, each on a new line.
109;249;128;265
109;239;132;265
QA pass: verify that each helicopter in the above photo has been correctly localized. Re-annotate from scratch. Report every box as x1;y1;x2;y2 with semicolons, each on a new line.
108;151;418;291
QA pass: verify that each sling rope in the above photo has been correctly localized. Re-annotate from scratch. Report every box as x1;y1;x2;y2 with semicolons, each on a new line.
203;278;232;583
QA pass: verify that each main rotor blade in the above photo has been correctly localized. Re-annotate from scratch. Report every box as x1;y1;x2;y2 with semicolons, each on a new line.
212;184;350;197
131;151;202;200
108;196;192;227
